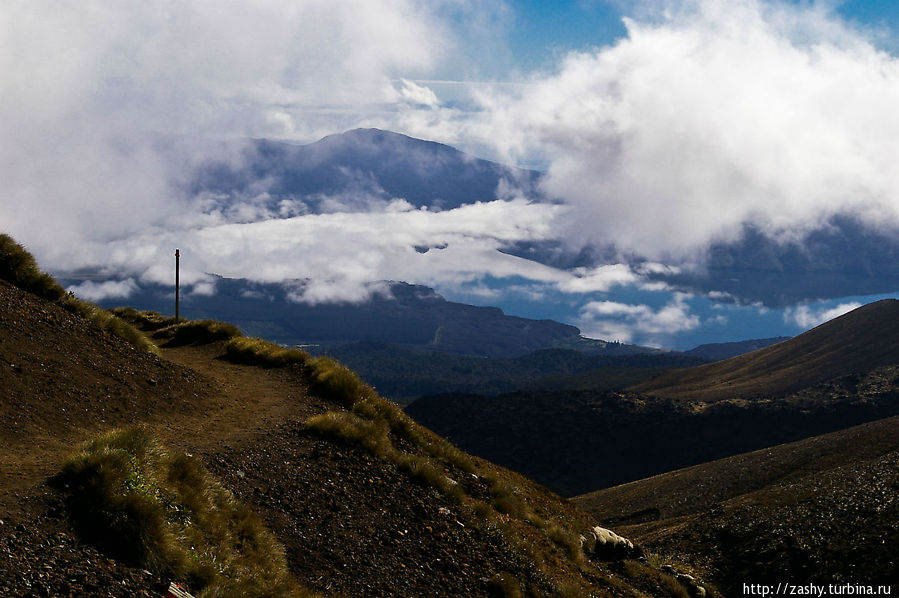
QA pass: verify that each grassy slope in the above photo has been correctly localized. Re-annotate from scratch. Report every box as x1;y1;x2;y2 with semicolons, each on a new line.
574;416;899;594
632;299;899;401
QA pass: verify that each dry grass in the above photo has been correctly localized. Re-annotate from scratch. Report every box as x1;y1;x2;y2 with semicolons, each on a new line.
110;307;178;330
0;233;67;301
58;427;313;598
224;337;309;368
0;234;159;354
163;319;243;346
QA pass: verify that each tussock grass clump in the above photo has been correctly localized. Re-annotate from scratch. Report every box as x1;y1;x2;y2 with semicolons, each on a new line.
0;234;158;354
164;319;243;346
0;233;67;301
306;357;375;408
224;337;309;368
111;307;178;331
68;299;160;355
58;427;311;598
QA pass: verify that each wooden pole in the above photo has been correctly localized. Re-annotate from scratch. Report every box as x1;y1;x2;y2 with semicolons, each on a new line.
175;249;180;323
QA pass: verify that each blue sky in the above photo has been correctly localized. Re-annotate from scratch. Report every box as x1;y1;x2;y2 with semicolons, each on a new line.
505;1;899;73
6;0;899;349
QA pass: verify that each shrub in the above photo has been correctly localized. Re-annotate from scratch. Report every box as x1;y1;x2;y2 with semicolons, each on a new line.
306;357;374;409
58;427;310;597
224;337;309;368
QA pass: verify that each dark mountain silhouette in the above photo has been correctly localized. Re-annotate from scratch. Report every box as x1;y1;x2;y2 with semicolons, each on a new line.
321;342;708;402
188;128;542;213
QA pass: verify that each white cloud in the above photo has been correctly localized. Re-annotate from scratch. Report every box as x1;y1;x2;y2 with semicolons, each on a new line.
0;0;466;267
67;279;139;302
475;0;899;258
394;79;441;107
578;293;700;343
48;199;566;302
784;301;861;329
556;264;639;292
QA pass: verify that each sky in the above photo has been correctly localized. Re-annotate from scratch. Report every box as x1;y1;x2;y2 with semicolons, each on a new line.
4;0;899;349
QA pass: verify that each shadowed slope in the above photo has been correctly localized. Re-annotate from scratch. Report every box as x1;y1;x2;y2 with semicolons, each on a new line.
574;416;899;593
632;299;899;400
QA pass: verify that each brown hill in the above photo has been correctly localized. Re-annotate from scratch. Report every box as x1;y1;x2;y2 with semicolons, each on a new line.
574;416;899;593
632;299;899;400
0;257;696;595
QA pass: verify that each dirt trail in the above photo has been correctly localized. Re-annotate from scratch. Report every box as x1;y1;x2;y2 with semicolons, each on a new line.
147;341;322;455
0;280;322;517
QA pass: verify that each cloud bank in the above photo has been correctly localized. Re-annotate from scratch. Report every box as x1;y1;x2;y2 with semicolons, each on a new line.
4;0;899;348
476;0;899;258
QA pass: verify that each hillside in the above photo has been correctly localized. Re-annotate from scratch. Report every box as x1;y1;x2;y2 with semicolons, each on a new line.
406;374;899;497
407;301;899;497
632;299;899;400
0;238;700;597
574;416;899;593
682;337;790;361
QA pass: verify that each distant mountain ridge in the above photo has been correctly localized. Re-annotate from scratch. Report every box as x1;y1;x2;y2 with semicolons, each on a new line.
71;276;627;358
633;298;899;400
188;128;543;214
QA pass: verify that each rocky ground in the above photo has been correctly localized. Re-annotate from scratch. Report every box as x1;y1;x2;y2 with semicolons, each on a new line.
0;490;165;597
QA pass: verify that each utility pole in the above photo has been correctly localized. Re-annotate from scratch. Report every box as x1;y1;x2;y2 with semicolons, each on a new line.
175;249;180;323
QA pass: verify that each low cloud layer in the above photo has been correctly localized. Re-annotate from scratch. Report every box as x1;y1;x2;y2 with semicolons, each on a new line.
578;294;701;345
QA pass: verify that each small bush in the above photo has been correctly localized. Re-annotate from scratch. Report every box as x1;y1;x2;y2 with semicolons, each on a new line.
58;427;310;597
306;412;393;458
224;337;309;368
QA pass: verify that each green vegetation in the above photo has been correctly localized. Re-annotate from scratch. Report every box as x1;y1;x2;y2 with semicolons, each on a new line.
0;234;158;354
58;427;312;598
